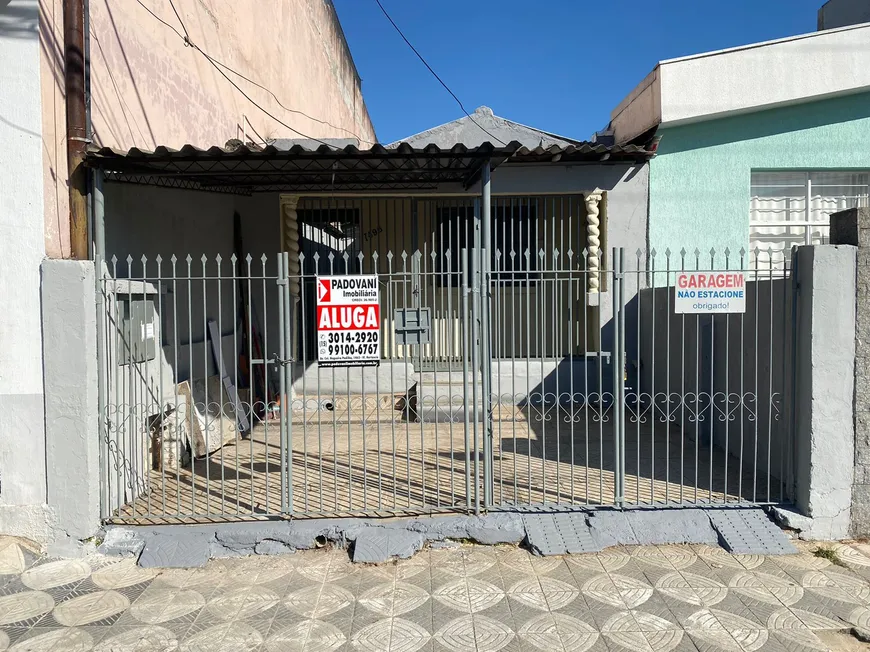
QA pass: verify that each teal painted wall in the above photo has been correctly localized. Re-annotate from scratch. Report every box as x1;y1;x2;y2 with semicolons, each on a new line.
649;91;870;260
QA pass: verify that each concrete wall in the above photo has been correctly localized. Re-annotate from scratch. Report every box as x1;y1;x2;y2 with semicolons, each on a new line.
611;23;870;143
791;246;856;539
39;0;376;258
637;272;794;503
648;91;870;257
830;207;870;536
819;0;870;30
0;0;49;535
42;261;101;544
637;243;859;537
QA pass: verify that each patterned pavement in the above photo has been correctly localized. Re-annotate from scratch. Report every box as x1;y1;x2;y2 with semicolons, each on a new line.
2;536;870;651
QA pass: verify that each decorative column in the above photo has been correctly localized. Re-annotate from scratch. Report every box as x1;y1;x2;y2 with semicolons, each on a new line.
280;196;302;370
584;188;604;298
281;195;302;297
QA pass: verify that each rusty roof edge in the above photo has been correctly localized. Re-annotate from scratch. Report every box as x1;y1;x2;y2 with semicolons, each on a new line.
85;140;652;164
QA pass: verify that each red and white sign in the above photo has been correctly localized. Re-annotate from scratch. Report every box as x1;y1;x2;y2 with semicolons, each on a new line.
317;278;331;303
674;272;746;314
316;275;380;367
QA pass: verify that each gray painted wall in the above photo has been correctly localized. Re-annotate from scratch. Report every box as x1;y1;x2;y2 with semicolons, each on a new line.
818;0;870;29
103;183;284;389
492;162;649;262
790;246;855;539
636;244;858;538
637;270;794;503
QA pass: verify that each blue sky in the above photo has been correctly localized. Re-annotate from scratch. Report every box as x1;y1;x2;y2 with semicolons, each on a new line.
332;0;824;144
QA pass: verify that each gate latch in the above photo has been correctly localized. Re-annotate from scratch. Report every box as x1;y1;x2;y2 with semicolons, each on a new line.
394;308;431;345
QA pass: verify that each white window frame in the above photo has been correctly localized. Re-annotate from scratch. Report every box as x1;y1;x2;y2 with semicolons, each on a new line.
752;174;826;246
750;170;870;255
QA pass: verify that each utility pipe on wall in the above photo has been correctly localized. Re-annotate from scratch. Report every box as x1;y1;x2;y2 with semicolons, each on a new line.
64;0;89;259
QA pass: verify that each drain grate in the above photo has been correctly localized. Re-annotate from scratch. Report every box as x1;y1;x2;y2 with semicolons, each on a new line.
523;513;601;556
707;508;797;555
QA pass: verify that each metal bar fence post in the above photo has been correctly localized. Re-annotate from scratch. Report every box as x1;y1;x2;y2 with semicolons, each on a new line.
618;247;627;506
480;162;493;508
611;248;623;506
290;252;307;515
94;254;107;519
461;248;472;512
277;253;287;513
789;247;800;503
470;244;481;516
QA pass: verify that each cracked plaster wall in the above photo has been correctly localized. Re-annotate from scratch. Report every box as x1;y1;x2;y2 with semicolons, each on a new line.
830;208;870;536
792;245;856;539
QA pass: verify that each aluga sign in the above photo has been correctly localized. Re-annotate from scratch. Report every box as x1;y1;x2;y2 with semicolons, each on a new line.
674;272;746;314
316;275;381;366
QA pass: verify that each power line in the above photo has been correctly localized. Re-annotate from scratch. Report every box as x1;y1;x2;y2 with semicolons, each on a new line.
208;54;371;144
135;0;369;147
136;0;183;38
194;44;335;148
164;1;369;142
243;115;268;147
167;0;189;41
373;0;508;147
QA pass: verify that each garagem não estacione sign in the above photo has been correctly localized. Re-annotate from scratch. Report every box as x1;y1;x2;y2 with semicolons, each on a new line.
674;272;746;314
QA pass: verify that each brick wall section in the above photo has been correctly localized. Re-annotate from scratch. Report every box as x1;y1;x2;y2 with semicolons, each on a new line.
830;207;870;535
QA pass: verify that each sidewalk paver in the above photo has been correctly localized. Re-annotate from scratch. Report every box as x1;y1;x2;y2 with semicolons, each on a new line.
0;536;869;651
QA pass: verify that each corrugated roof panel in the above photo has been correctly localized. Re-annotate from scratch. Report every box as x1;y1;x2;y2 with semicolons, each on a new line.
85;140;652;194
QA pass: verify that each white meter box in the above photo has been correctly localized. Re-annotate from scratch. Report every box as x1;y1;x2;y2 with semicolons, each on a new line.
316;275;381;367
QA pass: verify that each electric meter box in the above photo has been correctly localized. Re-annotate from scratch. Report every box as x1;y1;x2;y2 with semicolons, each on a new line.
119;297;157;364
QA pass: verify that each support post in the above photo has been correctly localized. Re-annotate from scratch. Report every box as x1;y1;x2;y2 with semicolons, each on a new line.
480;161;493;508
92;169;104;259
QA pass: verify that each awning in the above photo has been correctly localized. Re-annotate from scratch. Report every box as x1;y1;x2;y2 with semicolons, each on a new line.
84;140;652;195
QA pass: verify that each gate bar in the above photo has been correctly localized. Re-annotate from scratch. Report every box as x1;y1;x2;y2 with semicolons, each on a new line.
461;248;473;512
94;254;107;519
470;246;481;515
277;253;287;513
611;247;623;506
617;247;627;505
480;161;493;508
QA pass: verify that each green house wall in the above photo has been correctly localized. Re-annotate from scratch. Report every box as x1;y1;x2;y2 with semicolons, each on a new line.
649;91;870;261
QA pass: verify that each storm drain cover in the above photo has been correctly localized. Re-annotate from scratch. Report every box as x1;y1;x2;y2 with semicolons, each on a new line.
707;508;797;555
352;528;425;563
523;513;601;556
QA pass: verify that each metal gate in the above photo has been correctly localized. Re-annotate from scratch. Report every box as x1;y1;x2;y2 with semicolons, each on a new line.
97;233;794;522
